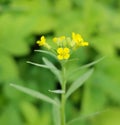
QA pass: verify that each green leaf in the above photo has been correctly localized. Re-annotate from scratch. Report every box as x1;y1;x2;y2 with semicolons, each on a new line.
52;98;61;125
67;110;107;125
10;84;58;106
66;69;94;99
42;57;62;84
80;56;105;69
35;50;57;59
92;108;120;125
67;57;104;77
48;89;65;94
27;61;49;69
20;101;39;124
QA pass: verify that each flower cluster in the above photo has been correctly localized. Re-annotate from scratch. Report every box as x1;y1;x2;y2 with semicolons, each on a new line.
72;32;89;47
36;36;51;49
36;36;46;46
36;32;89;60
57;47;70;60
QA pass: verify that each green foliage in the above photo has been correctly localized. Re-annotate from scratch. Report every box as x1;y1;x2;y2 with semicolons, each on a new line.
66;69;94;99
0;0;120;125
43;57;62;84
52;98;61;125
10;84;58;106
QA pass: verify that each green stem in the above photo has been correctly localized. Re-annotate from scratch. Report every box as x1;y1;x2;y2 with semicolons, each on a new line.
61;84;66;125
60;65;66;125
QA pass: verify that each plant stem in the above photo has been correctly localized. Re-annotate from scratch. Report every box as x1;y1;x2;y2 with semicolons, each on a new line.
61;66;66;125
61;83;66;125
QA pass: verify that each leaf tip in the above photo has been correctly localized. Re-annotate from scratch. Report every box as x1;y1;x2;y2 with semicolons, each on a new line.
26;61;30;64
34;50;38;52
48;89;65;94
10;83;15;87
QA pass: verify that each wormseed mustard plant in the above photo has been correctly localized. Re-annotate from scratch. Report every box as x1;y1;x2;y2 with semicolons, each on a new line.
11;32;104;125
36;32;89;125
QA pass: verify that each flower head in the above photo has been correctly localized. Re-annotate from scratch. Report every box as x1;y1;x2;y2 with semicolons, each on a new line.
37;36;46;46
36;36;51;49
57;47;70;60
72;32;89;47
36;32;89;61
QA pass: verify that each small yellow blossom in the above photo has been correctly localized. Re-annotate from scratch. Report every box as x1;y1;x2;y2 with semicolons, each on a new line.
37;36;46;46
60;36;65;41
53;37;58;42
72;32;89;47
53;36;65;42
36;36;51;49
57;47;70;60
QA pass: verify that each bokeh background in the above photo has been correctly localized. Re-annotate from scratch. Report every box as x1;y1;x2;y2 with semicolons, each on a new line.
0;0;120;125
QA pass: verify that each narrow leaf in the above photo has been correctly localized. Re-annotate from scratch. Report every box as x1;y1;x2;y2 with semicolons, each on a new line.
27;61;49;69
66;69;94;99
10;84;58;106
52;98;61;125
67;110;108;125
68;57;105;77
43;57;62;84
80;56;105;69
35;50;57;59
48;89;65;94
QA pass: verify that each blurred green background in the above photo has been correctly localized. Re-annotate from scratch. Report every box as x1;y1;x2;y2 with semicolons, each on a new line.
0;0;120;125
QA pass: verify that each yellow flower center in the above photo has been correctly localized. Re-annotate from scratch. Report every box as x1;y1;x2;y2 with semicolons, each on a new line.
57;47;70;60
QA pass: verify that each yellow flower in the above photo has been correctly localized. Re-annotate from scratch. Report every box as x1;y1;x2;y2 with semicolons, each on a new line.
37;36;46;46
72;32;89;47
53;37;58;42
57;47;70;60
60;36;65;41
53;36;65;42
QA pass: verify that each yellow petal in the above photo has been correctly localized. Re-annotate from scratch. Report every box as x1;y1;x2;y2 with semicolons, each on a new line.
57;55;63;60
64;48;70;53
64;54;70;59
53;37;57;42
57;48;63;54
41;36;46;41
82;42;89;46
